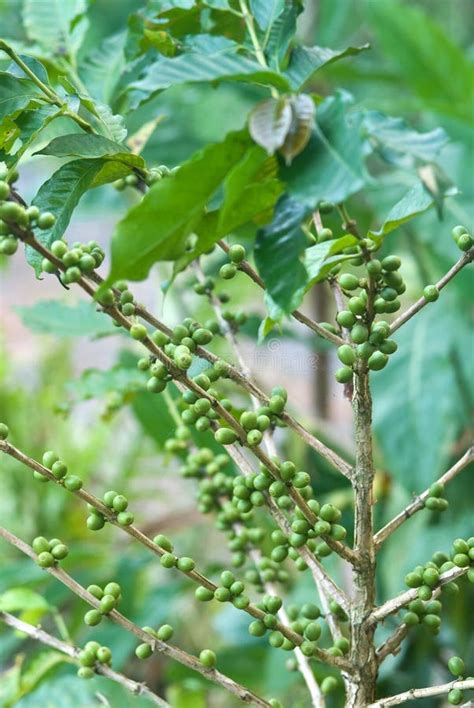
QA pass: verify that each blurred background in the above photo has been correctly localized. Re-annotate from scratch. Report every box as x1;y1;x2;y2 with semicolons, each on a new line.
0;0;473;706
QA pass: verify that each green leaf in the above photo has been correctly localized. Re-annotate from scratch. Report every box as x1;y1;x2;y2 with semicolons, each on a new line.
0;72;42;123
67;366;146;402
22;0;89;58
265;3;300;68
372;299;469;490
304;235;358;290
250;0;285;30
254;196;311;314
282;91;366;208
368;0;474;125
26;159;106;275
79;32;126;103
368;180;457;243
284;43;370;90
362;111;448;167
18;652;70;700
2;104;61;167
15;300;116;338
217;147;282;234
35;134;144;171
0;588;50;614
127;36;290;109
106;130;252;284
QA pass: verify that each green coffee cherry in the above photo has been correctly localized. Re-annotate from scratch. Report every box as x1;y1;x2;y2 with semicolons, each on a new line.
335;366;352;384
77;667;94;679
368;351;388;371
154;534;173;552
381;255;401;271
37;212;56;229
157;624;174;641
336;310;356;329
104;582;121;598
337;344;356;366
176;557;195;572
321;676;338;695
195;586;214;602
84;610;102;626
448;689;464;705
457;233;473;251
199;649;216;668
447;656;465;677
215;428;238;445
96;646;112;663
130;324;148;340
229;244;246;263
0;423;9;440
51;543;69;560
99;594;116;614
339;273;359;290
423;284;439;302
219;263;237;280
351;324;369;344
135;643;153;659
37;551;55;568
64;475;83;491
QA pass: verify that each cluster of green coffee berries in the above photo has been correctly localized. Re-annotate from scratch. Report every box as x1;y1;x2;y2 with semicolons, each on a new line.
403;539;474;628
77;640;113;679
0;176;56;255
36;449;83;491
84;582;122;626
135;623;174;659
446;655;469;704
86;490;134;530
150;533;196;572
423;481;449;512
41;238;105;282
113;165;173;192
32;535;69;567
214;387;287;446
452;224;473;252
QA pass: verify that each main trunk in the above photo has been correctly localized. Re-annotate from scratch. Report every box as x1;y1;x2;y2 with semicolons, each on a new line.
347;364;378;706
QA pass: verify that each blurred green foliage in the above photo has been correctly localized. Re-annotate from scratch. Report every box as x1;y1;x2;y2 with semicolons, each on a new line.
0;0;473;705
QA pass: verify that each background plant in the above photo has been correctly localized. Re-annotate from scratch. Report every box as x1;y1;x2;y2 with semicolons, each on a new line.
0;1;473;707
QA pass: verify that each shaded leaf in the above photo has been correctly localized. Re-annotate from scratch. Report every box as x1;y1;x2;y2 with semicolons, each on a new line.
284;43;370;90
67;366;146;401
369;0;474;125
304;235;358;290
106;131;251;284
0;588;50;614
254;196;311;314
22;0;89;57
362;111;448;167
126;36;290;109
79;32;126;103
368;180;457;243
0;72;42;123
26;159;107;275
16;300;116;338
18;652;69;699
1;104;62;167
36;134;144;171
248;97;293;155
250;0;285;30
372;298;469;490
265;3;300;69
282;91;366;208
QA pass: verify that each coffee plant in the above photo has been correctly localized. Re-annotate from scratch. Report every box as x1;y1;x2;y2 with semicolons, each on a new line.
0;1;473;706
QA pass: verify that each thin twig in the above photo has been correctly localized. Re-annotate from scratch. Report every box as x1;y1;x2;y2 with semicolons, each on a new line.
0;526;271;707
368;679;474;707
374;447;474;549
0;611;169;707
218;240;346;348
369;566;469;624
389;249;474;335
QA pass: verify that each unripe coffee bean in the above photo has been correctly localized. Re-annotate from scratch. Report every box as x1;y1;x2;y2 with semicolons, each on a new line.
199;649;216;668
423;284;439;302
